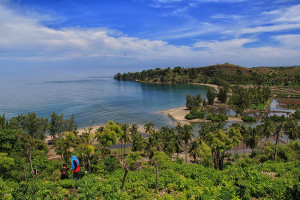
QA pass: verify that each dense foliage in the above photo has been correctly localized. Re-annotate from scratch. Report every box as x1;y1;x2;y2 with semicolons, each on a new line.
1;112;300;199
206;113;228;122
185;94;203;110
229;86;271;112
185;107;205;120
242;115;257;122
114;64;300;86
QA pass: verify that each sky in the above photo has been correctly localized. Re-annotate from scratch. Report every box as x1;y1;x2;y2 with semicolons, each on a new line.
0;0;300;79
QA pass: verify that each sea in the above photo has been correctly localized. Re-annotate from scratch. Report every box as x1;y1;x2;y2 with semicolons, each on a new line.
0;77;209;129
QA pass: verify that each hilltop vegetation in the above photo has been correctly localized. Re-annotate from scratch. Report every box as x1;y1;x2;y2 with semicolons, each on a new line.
114;63;300;86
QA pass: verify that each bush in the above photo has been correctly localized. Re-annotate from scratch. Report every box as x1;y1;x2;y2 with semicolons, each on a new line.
269;114;286;122
103;156;122;173
206;113;228;122
293;110;300;119
185;107;205;120
242;115;257;122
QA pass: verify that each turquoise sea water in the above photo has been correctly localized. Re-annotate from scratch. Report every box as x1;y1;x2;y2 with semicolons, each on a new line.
0;77;209;128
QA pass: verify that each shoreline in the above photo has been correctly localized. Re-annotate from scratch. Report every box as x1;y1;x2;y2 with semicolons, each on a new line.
138;80;219;90
162;106;243;125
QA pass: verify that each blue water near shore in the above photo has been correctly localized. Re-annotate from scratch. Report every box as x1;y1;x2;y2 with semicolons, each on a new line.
0;77;209;128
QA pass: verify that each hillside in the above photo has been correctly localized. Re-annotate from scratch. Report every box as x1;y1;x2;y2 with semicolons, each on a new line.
114;64;300;86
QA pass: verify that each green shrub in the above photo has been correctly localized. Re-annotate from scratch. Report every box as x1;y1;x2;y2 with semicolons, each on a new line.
242;115;257;122
185;107;205;120
293;110;300;119
103;156;122;173
269;114;286;122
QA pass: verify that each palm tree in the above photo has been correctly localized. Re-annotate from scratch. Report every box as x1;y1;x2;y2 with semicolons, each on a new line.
120;123;131;156
273;123;283;161
243;127;261;157
144;121;155;136
284;118;299;141
132;133;145;152
144;136;157;164
260;117;274;142
180;124;194;164
189;140;200;163
174;130;182;158
129;124;138;136
161;127;176;157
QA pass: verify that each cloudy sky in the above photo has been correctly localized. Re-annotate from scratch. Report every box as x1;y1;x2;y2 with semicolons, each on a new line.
0;0;300;78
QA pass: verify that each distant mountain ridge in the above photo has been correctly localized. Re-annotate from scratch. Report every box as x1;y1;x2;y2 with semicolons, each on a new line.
114;63;300;86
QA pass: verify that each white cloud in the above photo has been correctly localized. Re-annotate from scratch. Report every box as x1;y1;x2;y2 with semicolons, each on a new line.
240;23;300;34
1;1;300;69
270;4;300;23
0;3;195;62
273;34;300;49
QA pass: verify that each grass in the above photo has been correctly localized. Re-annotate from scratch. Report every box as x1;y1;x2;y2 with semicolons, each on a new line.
110;147;133;156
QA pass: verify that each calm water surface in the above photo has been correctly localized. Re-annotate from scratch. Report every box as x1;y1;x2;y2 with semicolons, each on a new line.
0;77;208;128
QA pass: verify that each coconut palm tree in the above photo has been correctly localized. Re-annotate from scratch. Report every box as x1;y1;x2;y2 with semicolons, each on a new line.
120;123;131;156
144;136;157;164
284;118;299;141
144;121;155;136
160;126;176;157
189;140;200;163
260;117;274;141
180;124;194;164
243;127;261;157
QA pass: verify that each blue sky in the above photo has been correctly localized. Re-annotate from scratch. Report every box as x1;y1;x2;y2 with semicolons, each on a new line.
0;0;300;78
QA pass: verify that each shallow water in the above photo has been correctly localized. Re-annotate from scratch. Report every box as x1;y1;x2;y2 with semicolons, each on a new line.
0;77;209;128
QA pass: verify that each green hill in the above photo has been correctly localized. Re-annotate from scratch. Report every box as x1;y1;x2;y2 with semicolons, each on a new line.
114;64;300;86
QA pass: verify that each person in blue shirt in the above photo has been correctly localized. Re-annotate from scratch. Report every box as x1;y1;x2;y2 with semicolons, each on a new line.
71;155;81;181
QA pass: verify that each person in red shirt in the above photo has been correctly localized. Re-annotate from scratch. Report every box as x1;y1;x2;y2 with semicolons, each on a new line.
71;155;81;181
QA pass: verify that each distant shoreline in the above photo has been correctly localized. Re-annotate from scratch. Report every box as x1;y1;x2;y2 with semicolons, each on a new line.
137;80;219;90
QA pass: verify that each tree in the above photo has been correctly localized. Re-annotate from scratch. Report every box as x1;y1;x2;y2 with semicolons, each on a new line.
144;136;157;164
259;117;274;142
0;114;8;129
284;118;300;141
242;126;261;157
0;153;15;178
217;86;228;103
96;121;122;157
125;152;142;170
186;94;203;110
160;126;177;157
17;113;49;140
0;129;22;154
50;112;77;139
120;123;131;156
54;131;77;166
207;127;241;170
49;112;65;139
144;121;155;135
77;125;97;173
206;88;216;105
15;113;49;178
131;133;145;152
189;140;200;163
178;124;194;164
131;124;144;152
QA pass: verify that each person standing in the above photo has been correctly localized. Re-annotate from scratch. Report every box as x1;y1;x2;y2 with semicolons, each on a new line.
71;155;81;181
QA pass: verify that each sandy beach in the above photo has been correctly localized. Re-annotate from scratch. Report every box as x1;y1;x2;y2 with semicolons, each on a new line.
193;83;219;91
162;106;243;125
